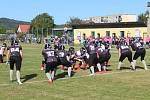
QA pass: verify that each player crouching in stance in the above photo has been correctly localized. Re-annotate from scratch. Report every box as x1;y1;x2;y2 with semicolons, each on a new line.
73;47;88;71
42;44;58;83
117;38;135;70
57;45;72;77
6;40;23;85
131;38;148;70
96;42;109;72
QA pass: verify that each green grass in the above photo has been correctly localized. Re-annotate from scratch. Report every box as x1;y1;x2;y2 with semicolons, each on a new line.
0;44;150;100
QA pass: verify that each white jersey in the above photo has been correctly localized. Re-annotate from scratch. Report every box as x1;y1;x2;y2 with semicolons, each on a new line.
0;46;4;55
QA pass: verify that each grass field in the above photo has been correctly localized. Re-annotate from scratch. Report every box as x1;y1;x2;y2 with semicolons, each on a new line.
0;44;150;100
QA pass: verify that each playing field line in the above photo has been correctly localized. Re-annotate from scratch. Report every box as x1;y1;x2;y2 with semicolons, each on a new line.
0;69;149;86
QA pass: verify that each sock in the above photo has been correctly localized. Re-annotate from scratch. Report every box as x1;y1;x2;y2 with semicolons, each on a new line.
90;66;95;75
77;64;81;71
142;60;148;70
46;73;52;81
131;62;135;70
83;63;87;69
72;64;76;71
133;60;136;66
16;71;22;84
68;67;72;77
103;66;106;71
51;71;55;80
118;62;122;70
10;70;13;81
97;63;101;72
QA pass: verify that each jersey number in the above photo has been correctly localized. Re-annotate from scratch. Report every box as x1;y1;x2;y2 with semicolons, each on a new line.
10;48;19;52
47;51;54;57
59;52;65;57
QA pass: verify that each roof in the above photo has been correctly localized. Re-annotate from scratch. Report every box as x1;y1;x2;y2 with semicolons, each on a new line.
72;22;147;29
17;24;30;33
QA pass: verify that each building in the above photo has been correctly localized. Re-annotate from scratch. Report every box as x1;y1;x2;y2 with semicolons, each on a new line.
17;24;30;33
86;14;137;23
73;22;147;44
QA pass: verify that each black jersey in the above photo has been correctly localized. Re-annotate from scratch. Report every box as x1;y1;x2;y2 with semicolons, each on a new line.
131;42;144;51
87;44;96;54
57;50;68;58
119;44;130;54
42;49;57;63
96;44;107;55
8;45;22;57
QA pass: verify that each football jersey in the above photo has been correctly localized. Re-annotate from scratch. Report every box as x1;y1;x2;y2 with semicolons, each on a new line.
8;45;22;56
87;44;96;54
42;49;57;63
119;44;130;53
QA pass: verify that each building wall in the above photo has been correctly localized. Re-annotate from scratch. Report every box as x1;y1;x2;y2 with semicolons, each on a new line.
74;27;147;44
121;15;137;22
89;14;137;23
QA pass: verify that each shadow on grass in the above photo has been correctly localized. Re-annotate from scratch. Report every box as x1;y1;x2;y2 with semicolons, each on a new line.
120;67;131;70
135;66;144;69
22;74;37;83
55;71;75;80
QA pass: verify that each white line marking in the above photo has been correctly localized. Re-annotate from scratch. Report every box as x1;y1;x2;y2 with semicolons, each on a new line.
0;69;149;86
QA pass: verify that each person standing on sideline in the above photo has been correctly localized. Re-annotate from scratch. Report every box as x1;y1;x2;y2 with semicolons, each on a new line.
6;40;23;85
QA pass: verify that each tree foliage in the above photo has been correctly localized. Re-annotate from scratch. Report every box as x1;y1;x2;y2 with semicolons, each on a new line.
66;17;86;27
66;17;94;27
138;11;149;23
30;13;54;37
0;26;6;34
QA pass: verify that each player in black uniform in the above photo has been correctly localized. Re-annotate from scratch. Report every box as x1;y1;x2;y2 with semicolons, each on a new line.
87;40;101;75
117;39;135;70
57;45;72;77
131;38;148;70
103;41;111;67
96;42;108;72
42;44;58;83
41;39;51;70
6;40;23;85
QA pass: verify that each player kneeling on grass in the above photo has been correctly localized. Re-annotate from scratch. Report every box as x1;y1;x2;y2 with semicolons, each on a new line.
74;47;88;70
6;40;23;85
42;45;58;83
57;45;72;77
117;38;135;70
131;38;148;70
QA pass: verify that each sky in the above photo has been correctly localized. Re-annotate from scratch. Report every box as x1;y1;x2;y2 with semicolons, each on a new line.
0;0;149;24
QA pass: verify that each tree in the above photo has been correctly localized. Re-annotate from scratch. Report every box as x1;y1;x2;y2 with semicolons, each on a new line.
30;13;54;37
66;17;85;27
138;11;149;23
0;26;6;34
66;17;94;27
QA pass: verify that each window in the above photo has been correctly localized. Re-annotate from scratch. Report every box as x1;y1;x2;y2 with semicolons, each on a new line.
91;31;95;37
106;31;110;37
120;31;125;37
97;33;100;38
112;33;116;37
83;33;86;39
